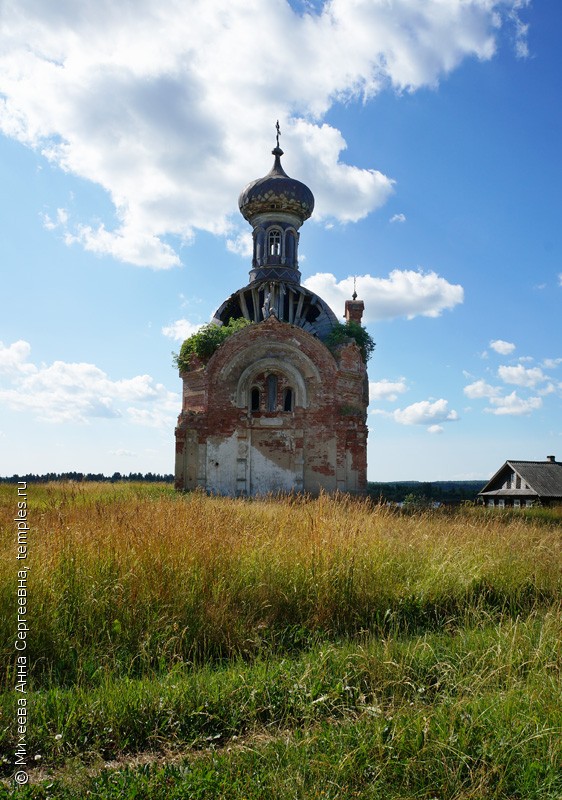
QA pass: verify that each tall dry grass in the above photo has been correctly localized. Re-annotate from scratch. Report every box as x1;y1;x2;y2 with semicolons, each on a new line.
0;483;559;689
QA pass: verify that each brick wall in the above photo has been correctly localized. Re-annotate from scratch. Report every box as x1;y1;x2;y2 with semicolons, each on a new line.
175;316;368;495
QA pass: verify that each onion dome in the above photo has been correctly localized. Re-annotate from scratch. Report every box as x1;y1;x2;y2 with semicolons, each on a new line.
238;145;314;223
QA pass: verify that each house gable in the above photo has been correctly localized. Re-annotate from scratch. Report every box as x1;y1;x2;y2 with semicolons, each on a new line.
478;457;562;507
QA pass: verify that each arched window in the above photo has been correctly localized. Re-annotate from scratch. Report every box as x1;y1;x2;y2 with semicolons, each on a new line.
251;387;260;412
283;387;293;412
268;229;281;257
266;374;278;411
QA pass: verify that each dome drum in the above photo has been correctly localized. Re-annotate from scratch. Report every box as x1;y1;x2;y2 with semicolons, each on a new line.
212;280;338;340
252;219;299;272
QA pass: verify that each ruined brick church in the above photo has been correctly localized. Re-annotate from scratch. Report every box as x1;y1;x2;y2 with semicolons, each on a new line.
175;130;369;495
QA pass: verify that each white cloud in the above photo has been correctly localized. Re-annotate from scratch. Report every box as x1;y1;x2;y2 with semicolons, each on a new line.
226;231;253;259
109;449;136;457
508;4;530;59
427;424;444;435
485;392;542;416
0;0;527;267
0;340;36;375
390;213;406;223
64;224;182;269
542;358;562;370
304;270;463;322
162;319;203;341
0;340;179;424
127;407;175;429
538;383;556;397
42;207;69;231
369;378;408;403
498;364;546;388
489;339;516;355
392;398;459;426
464;379;501;399
558;274;562;287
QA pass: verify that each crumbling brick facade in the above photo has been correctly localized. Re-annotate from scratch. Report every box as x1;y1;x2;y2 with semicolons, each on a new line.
175;315;368;495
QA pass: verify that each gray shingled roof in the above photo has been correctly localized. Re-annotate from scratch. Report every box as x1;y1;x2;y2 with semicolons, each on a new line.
479;460;562;498
509;461;562;496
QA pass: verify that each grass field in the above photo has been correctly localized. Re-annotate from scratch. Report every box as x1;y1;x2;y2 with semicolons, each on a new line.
0;482;560;799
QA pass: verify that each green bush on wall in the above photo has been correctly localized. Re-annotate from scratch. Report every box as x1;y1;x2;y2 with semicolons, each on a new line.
173;318;252;372
325;320;375;363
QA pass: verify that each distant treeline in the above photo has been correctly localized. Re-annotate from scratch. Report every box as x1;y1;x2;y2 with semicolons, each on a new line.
0;474;483;500
0;472;174;484
367;480;484;504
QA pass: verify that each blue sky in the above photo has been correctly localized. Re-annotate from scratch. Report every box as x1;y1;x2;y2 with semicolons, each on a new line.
1;0;560;481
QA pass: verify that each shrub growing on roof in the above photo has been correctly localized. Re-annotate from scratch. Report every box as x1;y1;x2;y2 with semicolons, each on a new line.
174;318;252;372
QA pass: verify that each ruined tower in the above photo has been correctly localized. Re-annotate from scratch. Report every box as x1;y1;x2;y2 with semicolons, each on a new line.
175;129;369;495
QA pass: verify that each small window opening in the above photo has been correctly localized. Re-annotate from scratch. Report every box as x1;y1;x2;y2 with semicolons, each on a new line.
266;374;278;411
268;230;281;256
251;387;260;411
283;387;293;412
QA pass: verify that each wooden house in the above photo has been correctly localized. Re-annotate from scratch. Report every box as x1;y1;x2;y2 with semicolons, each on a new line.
478;456;562;508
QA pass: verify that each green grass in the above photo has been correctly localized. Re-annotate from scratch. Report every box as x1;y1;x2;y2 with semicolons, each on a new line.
0;483;560;798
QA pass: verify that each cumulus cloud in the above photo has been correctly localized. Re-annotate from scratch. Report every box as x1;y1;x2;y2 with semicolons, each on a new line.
0;340;179;424
0;340;37;375
390;213;406;223
466;354;551;417
162;319;203;341
0;0;527;267
498;364;546;388
392;398;459;426
304;270;463;322
65;224;182;269
464;379;501;399
369;378;408;403
427;424;444;434
489;339;516;355
485;392;542;416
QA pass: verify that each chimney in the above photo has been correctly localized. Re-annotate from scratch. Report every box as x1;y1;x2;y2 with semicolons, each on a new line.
344;295;364;324
546;455;556;463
